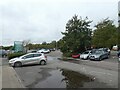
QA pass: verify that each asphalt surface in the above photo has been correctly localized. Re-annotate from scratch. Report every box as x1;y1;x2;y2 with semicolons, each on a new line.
3;51;119;88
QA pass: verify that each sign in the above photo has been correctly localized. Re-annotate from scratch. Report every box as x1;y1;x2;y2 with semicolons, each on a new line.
14;41;24;52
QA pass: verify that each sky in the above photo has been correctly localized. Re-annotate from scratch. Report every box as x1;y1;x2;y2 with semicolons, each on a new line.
0;0;119;46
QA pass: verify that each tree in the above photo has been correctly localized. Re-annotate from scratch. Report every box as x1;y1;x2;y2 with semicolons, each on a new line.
2;46;13;50
23;39;31;51
60;15;92;56
117;26;120;49
42;41;47;45
92;18;117;49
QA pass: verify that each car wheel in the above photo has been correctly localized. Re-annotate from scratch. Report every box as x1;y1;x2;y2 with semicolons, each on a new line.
99;57;102;61
86;56;89;60
40;60;46;65
14;62;22;67
107;55;109;59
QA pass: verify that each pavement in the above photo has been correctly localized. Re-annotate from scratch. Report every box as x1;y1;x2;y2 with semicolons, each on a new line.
1;58;24;88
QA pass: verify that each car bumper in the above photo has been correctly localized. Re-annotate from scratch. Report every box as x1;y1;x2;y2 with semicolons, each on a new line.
9;62;14;66
89;57;99;60
80;57;88;60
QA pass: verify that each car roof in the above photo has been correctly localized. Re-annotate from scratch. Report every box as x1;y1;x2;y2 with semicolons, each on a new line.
28;53;43;54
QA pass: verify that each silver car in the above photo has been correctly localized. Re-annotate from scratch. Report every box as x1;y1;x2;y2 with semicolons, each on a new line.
9;53;47;67
80;50;92;60
89;50;109;61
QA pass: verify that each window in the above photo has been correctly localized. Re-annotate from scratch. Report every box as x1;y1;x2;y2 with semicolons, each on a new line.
33;54;41;57
84;51;89;54
24;54;34;59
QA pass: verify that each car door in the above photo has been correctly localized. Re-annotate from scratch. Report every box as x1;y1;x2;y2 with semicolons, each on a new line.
22;54;34;65
33;53;42;64
102;51;107;59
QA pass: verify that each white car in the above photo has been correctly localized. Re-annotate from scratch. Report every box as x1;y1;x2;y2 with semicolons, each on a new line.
9;53;47;67
37;49;50;54
80;50;92;60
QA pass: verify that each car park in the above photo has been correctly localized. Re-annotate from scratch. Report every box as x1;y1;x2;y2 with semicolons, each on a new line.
80;50;92;60
9;53;47;67
89;50;109;61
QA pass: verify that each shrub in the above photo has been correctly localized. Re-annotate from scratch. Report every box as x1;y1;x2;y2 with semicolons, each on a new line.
8;52;26;60
63;52;72;57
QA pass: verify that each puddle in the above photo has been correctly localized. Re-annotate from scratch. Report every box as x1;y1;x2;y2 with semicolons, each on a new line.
26;68;101;88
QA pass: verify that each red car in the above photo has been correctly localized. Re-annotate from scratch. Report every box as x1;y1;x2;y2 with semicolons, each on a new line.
72;54;80;58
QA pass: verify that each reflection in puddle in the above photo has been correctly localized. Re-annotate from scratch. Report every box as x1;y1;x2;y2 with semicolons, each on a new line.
60;69;93;88
33;68;94;88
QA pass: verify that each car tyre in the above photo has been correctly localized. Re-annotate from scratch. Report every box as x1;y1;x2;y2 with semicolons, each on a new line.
14;62;22;67
99;57;102;61
40;60;46;65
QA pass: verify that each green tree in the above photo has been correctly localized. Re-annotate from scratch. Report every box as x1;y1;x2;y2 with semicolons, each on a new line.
92;18;117;49
117;26;120;49
60;15;92;56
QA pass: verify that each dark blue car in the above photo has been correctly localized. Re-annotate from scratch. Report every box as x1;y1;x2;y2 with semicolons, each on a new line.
118;50;120;57
0;50;7;57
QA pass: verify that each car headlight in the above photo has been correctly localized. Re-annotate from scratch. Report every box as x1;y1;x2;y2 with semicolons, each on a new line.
95;55;99;58
9;60;15;62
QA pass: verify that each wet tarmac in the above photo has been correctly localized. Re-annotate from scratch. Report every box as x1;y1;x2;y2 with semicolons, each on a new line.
25;68;110;88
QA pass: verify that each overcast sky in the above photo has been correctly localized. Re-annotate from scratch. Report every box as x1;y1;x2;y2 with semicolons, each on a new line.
0;0;119;46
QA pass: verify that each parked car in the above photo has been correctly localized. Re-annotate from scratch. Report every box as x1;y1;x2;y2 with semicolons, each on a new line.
89;50;109;61
49;48;56;51
0;49;7;57
27;50;37;53
9;53;47;67
72;54;80;58
80;50;92;60
98;48;110;55
37;49;50;54
117;50;120;57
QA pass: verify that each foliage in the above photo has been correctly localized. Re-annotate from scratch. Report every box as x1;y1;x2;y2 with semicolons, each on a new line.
60;15;92;56
117;26;120;49
2;46;13;50
8;52;26;60
92;18;117;49
25;41;57;50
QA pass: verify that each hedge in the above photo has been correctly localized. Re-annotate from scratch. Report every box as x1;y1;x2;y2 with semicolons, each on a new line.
8;52;26;60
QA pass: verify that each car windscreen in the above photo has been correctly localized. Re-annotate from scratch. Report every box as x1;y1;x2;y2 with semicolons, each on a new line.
83;51;89;54
95;50;103;54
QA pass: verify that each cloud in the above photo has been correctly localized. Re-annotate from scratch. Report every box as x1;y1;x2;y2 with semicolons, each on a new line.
0;0;118;46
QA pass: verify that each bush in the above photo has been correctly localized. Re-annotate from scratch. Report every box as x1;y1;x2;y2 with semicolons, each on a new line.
8;52;26;60
63;52;72;57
